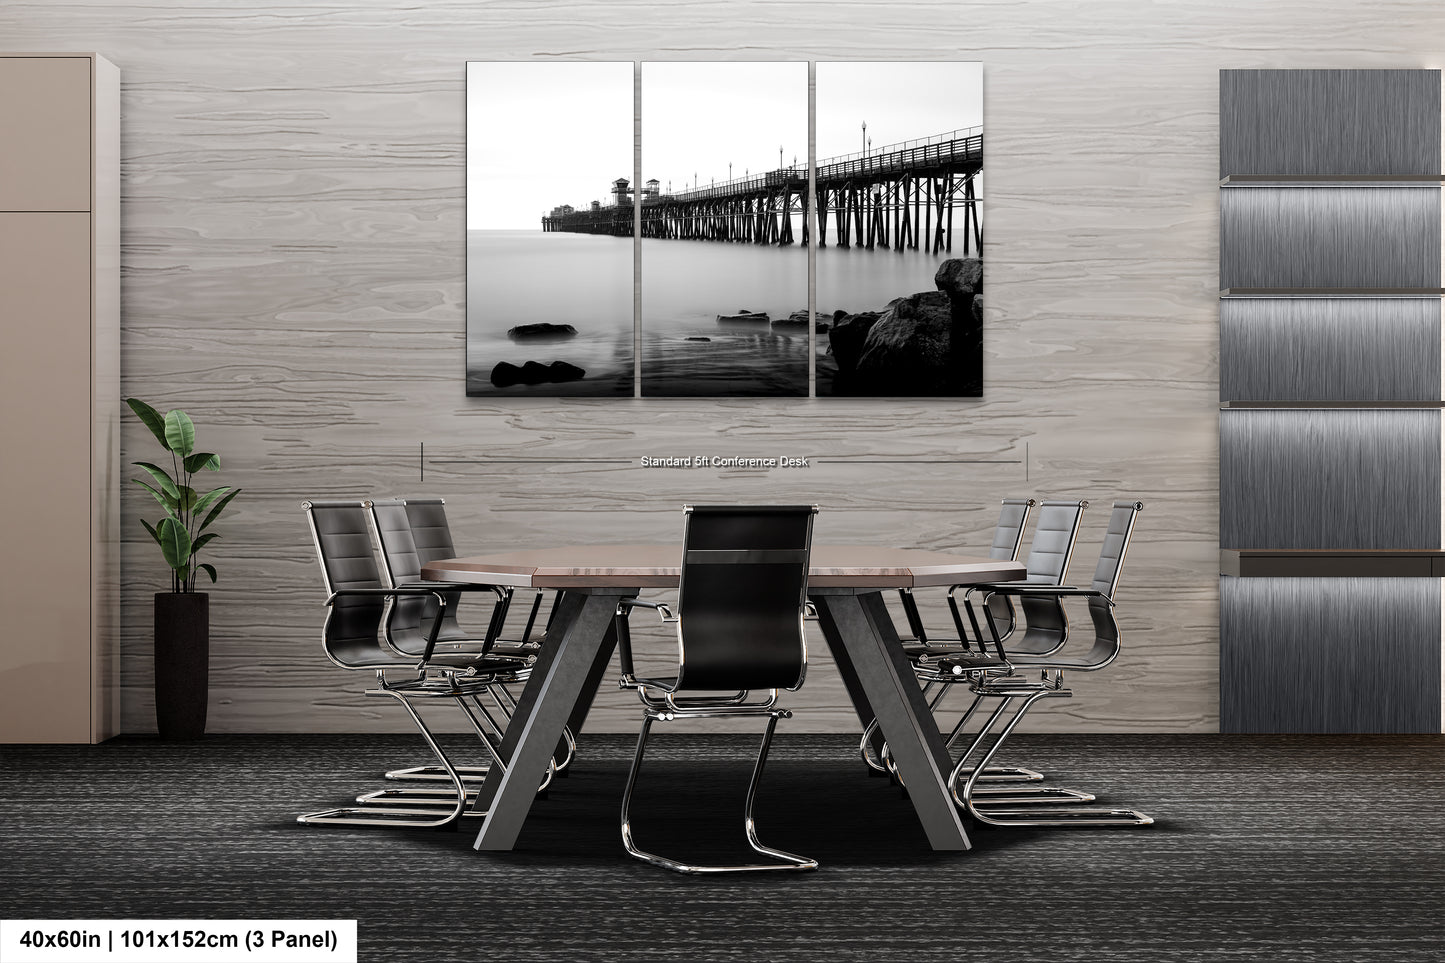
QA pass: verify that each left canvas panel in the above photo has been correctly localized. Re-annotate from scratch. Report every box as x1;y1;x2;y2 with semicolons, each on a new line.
466;62;635;396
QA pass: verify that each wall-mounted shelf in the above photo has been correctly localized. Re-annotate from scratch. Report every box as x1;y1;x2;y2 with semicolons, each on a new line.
1222;549;1445;578
1221;400;1445;409
1221;174;1445;187
1221;288;1445;298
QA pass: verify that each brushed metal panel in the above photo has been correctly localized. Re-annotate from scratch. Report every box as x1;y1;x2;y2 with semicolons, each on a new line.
1220;409;1441;550
1220;188;1441;290
1220;298;1440;401
1220;69;1442;176
1220;577;1441;733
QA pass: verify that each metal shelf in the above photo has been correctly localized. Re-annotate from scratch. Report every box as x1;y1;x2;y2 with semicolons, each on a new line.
1222;549;1445;578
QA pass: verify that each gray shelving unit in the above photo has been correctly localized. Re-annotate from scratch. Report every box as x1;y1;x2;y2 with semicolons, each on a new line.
1218;68;1444;734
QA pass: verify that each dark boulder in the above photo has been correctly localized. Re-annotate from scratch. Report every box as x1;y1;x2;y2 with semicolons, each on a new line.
490;362;522;387
518;361;552;385
684;336;711;342
547;361;586;382
717;311;769;323
507;322;577;340
854;290;954;394
827;310;882;374
934;258;982;300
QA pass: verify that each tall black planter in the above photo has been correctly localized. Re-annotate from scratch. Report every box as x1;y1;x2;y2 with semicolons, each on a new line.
154;592;209;740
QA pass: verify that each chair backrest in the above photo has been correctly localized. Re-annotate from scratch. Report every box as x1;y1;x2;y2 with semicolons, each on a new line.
1075;502;1143;670
1091;501;1143;599
1022;499;1089;584
303;499;393;668
368;497;472;655
674;505;817;692
989;497;1036;561
403;498;458;566
982;498;1037;639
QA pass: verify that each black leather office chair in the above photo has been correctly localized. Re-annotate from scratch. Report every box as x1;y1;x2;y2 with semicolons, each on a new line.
364;497;569;794
298;499;527;828
614;505;819;874
942;500;1152;828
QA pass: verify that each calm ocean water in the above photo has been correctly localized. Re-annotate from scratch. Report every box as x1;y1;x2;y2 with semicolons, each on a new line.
466;229;957;396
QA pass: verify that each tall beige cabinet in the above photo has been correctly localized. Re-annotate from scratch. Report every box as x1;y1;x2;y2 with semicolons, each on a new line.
0;53;120;743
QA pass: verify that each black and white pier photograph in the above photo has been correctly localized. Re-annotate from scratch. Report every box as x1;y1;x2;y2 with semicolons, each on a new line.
465;61;635;396
639;61;810;397
815;62;984;397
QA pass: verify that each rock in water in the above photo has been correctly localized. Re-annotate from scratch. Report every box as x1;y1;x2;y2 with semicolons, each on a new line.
490;362;523;388
933;257;984;394
519;361;551;385
934;258;983;299
508;323;578;340
774;309;830;328
827;310;882;374
717;311;769;323
548;361;586;382
684;336;711;342
854;290;954;394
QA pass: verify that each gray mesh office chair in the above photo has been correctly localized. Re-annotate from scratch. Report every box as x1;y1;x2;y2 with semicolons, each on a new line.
614;505;819;874
941;500;1152;827
298;499;526;828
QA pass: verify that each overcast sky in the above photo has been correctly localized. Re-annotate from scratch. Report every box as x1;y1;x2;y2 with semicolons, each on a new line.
467;61;633;231
815;62;982;160
467;61;982;230
641;62;809;195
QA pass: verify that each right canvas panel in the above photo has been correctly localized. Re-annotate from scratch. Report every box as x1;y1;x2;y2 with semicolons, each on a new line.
814;62;984;397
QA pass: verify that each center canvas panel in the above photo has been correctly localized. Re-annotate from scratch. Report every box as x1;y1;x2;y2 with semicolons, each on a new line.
640;62;810;397
466;61;634;397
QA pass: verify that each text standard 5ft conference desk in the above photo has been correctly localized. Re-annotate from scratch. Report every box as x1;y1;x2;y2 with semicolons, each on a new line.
421;545;1025;853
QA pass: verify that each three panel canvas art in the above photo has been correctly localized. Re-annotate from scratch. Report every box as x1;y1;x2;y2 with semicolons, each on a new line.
465;61;983;398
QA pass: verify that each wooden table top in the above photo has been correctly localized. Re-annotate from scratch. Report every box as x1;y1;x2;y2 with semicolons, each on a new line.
421;544;1025;589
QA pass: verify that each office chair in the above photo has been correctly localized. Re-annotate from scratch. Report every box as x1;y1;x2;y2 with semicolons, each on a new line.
614;505;819;874
361;497;570;803
942;500;1153;827
298;499;529;828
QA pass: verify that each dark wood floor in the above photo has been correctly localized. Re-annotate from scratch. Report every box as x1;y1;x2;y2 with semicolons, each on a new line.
3;732;1443;961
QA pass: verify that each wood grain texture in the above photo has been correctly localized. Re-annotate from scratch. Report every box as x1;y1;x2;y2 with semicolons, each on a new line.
1220;298;1441;401
9;0;1445;734
421;544;1024;587
1220;409;1442;549
1220;577;1442;732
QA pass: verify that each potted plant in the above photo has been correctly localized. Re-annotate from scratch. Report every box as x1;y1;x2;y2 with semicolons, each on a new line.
126;399;240;740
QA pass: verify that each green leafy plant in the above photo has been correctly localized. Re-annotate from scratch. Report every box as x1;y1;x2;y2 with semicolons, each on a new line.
126;399;240;593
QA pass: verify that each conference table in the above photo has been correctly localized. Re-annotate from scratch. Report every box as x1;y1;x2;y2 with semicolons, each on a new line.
421;544;1025;852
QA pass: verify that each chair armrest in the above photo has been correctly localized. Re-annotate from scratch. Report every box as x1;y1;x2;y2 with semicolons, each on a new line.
983;585;1114;606
618;598;676;621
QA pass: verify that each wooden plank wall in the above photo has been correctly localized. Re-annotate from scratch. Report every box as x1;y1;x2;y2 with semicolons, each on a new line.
6;0;1444;734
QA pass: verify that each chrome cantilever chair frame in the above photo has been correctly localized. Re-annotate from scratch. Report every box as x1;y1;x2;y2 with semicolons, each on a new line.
944;500;1152;828
863;498;1039;779
615;504;819;874
297;500;529;829
364;498;571;792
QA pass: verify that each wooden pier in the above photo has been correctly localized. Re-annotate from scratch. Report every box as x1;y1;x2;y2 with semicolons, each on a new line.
541;128;982;255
